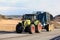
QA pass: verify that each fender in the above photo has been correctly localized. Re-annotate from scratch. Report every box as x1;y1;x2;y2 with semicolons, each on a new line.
34;20;40;25
24;20;31;29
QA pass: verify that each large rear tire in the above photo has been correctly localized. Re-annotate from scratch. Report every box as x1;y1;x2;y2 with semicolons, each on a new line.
16;23;24;33
29;24;35;34
35;23;42;33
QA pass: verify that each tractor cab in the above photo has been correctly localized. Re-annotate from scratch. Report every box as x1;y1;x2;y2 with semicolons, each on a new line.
23;14;36;21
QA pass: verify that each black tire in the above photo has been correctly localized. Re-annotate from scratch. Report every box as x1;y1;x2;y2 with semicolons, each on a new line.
28;24;35;34
35;23;42;33
46;24;54;31
24;25;29;32
16;23;24;33
45;24;49;31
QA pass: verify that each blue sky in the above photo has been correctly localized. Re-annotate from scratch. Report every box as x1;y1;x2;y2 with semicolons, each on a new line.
0;0;60;16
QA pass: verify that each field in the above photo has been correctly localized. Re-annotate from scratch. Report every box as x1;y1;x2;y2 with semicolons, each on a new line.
0;19;20;32
54;21;60;29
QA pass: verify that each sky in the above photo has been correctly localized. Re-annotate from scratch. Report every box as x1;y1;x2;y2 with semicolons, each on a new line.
0;0;60;16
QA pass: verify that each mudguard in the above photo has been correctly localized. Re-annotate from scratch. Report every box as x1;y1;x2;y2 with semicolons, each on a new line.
24;20;31;29
34;20;40;25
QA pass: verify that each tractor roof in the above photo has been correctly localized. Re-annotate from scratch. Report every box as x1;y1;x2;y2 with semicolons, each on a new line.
24;14;36;16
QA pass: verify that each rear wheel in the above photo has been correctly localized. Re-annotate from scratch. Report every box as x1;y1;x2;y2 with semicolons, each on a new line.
46;24;54;31
29;24;35;34
16;23;24;33
45;24;50;31
35;23;42;33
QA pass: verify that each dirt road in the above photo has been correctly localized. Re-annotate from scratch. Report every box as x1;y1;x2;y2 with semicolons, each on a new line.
0;29;60;40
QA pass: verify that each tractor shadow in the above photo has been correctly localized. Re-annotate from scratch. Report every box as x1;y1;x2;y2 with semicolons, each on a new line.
41;29;47;32
0;29;48;34
0;31;16;34
0;31;28;34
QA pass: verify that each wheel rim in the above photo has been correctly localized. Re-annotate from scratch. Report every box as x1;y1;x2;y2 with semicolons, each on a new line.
31;25;35;33
38;23;42;32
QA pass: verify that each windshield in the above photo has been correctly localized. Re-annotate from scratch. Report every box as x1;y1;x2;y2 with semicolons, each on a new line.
23;14;36;20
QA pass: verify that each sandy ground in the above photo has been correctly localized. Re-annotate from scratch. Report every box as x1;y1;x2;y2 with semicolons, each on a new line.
54;21;60;28
0;29;60;40
0;19;20;31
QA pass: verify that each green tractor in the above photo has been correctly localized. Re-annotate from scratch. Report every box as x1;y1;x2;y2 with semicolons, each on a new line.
16;14;42;34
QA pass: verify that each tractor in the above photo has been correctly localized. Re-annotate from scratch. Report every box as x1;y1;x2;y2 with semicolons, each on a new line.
16;14;42;34
16;11;54;34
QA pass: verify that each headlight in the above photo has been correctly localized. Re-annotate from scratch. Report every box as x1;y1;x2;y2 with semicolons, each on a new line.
43;23;45;26
43;23;47;26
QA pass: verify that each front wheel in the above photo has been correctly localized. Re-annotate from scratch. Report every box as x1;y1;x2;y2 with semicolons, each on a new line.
16;23;24;33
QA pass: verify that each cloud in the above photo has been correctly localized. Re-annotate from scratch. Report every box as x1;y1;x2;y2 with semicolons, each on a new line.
0;0;60;16
0;7;12;10
0;6;33;11
0;0;30;7
0;0;29;3
0;6;34;15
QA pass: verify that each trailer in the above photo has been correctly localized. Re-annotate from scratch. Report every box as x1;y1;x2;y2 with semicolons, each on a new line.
36;11;54;31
